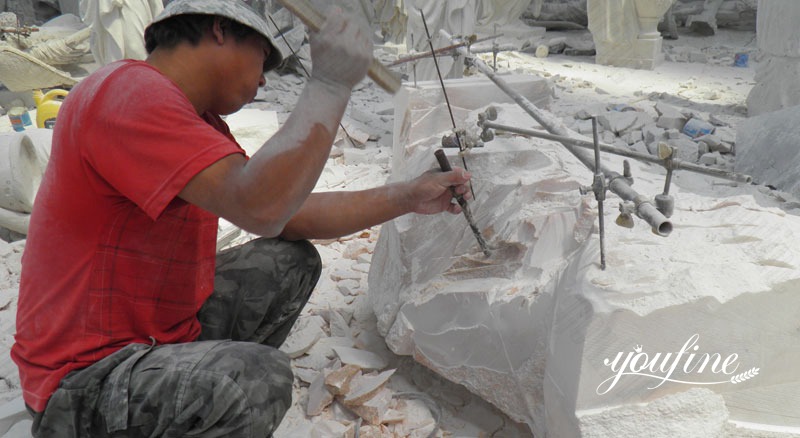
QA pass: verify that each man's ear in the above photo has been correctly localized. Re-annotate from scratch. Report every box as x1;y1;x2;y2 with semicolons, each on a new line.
211;17;225;44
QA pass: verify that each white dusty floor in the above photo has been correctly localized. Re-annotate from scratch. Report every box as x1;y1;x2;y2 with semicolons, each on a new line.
0;25;768;437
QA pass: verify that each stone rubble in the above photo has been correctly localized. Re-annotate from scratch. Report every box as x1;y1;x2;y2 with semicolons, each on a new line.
569;99;738;174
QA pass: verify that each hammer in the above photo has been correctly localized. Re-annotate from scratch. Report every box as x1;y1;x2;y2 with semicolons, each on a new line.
275;0;402;94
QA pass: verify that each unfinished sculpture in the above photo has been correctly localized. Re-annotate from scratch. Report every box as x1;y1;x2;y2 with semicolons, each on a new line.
370;81;800;436
746;0;800;117
587;0;676;70
79;0;163;65
10;14;92;67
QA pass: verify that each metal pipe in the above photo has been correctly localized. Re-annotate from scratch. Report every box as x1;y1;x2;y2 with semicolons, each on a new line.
441;30;673;236
480;121;753;184
388;34;502;67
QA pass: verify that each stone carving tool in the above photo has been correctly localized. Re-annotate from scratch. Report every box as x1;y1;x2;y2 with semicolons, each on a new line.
419;9;476;200
274;0;401;94
435;149;492;257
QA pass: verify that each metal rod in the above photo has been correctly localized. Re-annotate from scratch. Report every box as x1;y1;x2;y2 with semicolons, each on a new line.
435;149;492;257
592;117;606;270
441;29;672;236
420;10;475;200
388;34;502;67
480;121;752;184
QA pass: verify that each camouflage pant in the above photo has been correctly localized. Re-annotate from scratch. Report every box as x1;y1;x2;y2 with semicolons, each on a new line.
30;238;321;438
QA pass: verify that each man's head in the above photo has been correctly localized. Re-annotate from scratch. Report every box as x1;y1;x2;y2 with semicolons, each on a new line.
145;0;283;73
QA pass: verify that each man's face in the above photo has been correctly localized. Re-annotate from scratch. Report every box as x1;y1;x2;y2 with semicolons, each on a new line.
213;32;271;115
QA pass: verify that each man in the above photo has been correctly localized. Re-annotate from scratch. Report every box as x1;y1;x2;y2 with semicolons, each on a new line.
11;0;472;436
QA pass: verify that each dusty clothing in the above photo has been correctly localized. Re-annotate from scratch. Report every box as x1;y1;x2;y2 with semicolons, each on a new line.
29;237;321;437
12;59;245;411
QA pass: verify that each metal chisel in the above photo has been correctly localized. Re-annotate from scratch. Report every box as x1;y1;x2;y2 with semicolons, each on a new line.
435;149;492;257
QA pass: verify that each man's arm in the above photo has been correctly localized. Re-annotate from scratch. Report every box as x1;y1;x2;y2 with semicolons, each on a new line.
179;9;372;237
280;167;472;241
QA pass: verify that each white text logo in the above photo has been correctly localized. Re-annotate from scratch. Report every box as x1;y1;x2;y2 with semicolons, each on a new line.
597;334;760;395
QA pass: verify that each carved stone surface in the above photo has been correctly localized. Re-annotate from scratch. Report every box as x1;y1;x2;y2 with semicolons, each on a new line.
371;81;800;437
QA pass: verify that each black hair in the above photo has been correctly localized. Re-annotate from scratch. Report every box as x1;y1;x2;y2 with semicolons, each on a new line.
144;14;258;54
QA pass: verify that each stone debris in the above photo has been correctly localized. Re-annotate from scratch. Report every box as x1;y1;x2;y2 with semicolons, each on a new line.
333;346;388;371
306;369;335;417
324;308;353;339
342;241;369;260
293;336;356;371
0;397;27;436
279;315;326;358
278;230;443;436
655;101;689;130
336;279;361;296
293;366;318;385
569;100;737;174
3;419;33;438
343;369;396;406
345;387;393;425
324;364;360;396
308;419;353;438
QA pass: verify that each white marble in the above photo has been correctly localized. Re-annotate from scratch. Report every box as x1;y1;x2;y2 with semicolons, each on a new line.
370;83;800;437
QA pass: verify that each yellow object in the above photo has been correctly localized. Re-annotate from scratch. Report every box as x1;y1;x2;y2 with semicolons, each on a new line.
33;89;69;129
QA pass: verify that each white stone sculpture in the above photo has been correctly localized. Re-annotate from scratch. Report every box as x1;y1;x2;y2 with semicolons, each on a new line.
79;0;163;65
746;0;800;117
0;13;91;68
370;82;800;437
588;0;676;70
685;0;725;35
0;130;51;234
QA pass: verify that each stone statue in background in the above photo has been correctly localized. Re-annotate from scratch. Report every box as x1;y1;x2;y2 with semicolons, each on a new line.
79;0;164;65
746;0;800;117
522;0;756;33
405;0;476;80
685;0;724;35
374;0;529;81
588;0;676;70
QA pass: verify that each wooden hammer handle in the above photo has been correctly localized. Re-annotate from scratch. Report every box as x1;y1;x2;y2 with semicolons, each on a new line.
275;0;401;94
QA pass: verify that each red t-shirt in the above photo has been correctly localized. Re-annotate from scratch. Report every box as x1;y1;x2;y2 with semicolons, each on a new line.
11;60;245;412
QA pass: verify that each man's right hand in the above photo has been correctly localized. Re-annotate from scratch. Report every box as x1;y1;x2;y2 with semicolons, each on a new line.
309;7;372;91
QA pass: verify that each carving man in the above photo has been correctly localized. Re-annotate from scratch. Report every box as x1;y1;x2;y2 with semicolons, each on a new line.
11;0;471;436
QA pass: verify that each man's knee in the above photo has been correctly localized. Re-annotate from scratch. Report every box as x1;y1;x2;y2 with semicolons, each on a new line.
250;238;322;299
255;238;321;278
218;237;321;283
178;341;293;436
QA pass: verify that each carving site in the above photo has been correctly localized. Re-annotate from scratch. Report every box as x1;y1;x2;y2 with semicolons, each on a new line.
1;0;798;437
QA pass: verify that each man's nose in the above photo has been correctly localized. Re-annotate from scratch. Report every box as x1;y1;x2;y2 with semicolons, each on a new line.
259;74;266;87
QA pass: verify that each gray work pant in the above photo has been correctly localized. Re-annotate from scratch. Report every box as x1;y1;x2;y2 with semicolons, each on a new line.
29;238;321;437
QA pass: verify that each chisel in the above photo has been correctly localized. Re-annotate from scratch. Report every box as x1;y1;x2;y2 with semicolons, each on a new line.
435;149;492;257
